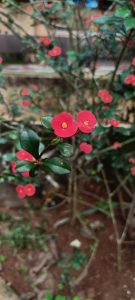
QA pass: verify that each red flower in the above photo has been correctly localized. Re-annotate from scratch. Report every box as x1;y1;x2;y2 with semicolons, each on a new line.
48;46;62;57
98;89;113;103
39;36;51;47
132;58;135;66
131;166;135;176
124;74;135;86
80;142;93;154
11;160;17;174
22;171;30;177
107;119;120;127
16;185;26;199
129;157;135;164
0;56;3;64
16;150;34;162
86;13;102;24
21;89;30;96
22;100;31;108
30;84;39;91
127;40;134;48
77;111;97;133
112;142;122;149
24;184;36;196
52;112;78;138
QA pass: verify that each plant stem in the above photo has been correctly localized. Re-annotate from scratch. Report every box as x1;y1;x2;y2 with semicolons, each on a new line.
98;158;121;270
110;29;133;87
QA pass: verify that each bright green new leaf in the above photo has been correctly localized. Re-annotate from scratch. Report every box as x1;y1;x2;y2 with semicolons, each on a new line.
115;7;131;18
124;17;135;31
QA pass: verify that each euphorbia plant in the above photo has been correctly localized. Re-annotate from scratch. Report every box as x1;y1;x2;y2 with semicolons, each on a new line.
10;109;97;198
0;0;135;272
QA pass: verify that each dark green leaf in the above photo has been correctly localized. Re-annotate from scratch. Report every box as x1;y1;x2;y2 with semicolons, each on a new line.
20;129;40;159
43;157;71;174
116;127;131;136
58;143;73;157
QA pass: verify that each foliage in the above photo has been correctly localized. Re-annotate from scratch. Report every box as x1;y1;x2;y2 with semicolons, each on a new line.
0;0;135;270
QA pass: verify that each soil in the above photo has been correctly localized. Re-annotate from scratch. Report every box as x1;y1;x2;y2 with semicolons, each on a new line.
0;183;135;300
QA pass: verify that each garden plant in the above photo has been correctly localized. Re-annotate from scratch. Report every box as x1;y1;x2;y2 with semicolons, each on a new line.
0;0;135;295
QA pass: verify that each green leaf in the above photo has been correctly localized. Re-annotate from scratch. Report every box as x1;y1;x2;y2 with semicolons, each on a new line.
16;161;34;172
58;143;74;157
43;157;71;175
73;297;80;300
42;291;53;300
51;137;61;146
20;129;40;159
124;17;135;31
41;116;53;130
116;127;131;136
55;296;66;300
93;16;117;25
115;7;131;18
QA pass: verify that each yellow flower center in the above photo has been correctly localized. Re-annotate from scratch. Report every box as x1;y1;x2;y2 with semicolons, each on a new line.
62;122;68;129
84;120;89;126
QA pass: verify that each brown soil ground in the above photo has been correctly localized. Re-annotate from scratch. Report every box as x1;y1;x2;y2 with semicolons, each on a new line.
0;183;135;300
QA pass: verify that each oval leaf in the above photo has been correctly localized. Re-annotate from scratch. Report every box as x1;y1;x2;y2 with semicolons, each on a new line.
115;7;131;18
58;143;73;157
43;157;71;175
41;116;53;130
124;17;135;31
20;129;40;159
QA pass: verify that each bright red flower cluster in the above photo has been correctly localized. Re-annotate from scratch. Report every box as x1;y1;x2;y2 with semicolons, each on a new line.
77;111;97;133
39;36;51;47
98;89;113;103
16;150;34;162
48;46;62;57
124;75;135;86
107;119;120;127
16;184;36;199
52;112;78;138
21;89;30;96
80;142;93;154
52;111;97;138
22;100;31;108
112;142;122;149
